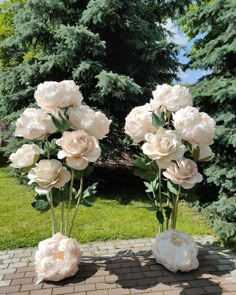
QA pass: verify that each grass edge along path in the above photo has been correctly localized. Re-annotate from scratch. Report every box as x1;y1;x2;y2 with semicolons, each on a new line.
0;166;216;250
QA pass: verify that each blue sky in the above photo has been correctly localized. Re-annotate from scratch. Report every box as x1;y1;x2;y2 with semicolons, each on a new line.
164;20;205;84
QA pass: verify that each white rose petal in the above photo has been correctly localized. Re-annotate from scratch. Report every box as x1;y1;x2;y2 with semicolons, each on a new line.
142;128;185;169
163;158;203;189
173;106;215;146
151;84;193;112
56;130;101;170
15;108;57;140
35;80;83;111
68;105;111;139
35;233;82;282
9;144;40;169
27;159;71;194
124;103;158;143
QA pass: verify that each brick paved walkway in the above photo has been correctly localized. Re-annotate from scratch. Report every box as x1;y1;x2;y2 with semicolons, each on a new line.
0;236;236;295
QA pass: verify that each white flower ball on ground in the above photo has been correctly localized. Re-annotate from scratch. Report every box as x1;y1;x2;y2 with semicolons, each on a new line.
152;229;199;272
35;233;82;282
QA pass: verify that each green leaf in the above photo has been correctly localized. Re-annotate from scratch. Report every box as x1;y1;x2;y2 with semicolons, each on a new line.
167;181;178;195
192;146;200;161
156;210;164;225
31;195;50;212
152;112;163;128
164;206;172;219
133;168;156;181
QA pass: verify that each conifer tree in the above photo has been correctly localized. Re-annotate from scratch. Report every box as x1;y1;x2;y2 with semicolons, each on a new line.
0;0;191;157
182;0;236;243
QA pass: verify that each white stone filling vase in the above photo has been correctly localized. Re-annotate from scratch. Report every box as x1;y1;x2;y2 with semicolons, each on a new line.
35;233;82;283
152;229;199;272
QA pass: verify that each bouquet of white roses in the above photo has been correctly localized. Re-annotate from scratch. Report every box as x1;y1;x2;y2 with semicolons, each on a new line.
9;80;111;282
125;84;215;232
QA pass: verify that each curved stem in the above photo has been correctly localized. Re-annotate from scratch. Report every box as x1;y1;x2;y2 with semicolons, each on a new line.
45;136;50;160
68;178;84;237
60;200;65;234
158;168;164;232
173;186;181;229
65;170;74;235
48;192;57;236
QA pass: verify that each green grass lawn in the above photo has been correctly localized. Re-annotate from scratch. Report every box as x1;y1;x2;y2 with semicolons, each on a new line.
0;166;215;250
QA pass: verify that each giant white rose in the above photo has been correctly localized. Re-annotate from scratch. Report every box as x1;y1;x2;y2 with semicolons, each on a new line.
9;144;40;169
163;158;203;189
173;106;215;145
68;105;111;139
142;128;185;168
56;130;101;170
34;80;83;111
28;159;71;195
35;233;82;282
151;84;192;112
15;108;57;140
124;103;157;143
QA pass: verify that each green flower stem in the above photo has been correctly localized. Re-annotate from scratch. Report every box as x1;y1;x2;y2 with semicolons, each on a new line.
68;177;84;237
60;200;65;234
158;168;164;232
65;170;74;235
45;135;50;160
48;192;57;236
172;185;181;229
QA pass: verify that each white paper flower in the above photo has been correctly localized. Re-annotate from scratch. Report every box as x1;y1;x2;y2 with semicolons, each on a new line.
198;144;213;161
163;158;203;189
35;233;82;282
28;159;71;194
173;106;215;145
34;80;83;111
68;105;112;139
141;128;185;168
151;84;193;112
56;130;101;170
15;108;57;140
124;103;158;143
152;229;199;272
9;144;40;169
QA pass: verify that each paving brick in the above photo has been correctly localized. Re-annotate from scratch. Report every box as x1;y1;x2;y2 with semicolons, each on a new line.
4;271;24;280
164;290;182;295
108;288;130;295
9;262;28;268
0;268;16;275
184;287;206;295
189;279;211;287
11;293;29;295
222;284;236;291
25;271;36;278
21;284;42;291
52;286;74;294
0;264;9;269
74;284;96;292
0;285;20;294
105;275;119;283
11;277;33;285
86;276;105;283
0;281;11;287
151;283;172;291
87;290;108;295
30;289;52;295
17;266;35;273
144;271;162;278
204;285;223;293
96;282;117;290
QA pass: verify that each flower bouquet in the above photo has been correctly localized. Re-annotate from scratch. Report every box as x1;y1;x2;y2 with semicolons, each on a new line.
9;80;111;282
125;84;215;272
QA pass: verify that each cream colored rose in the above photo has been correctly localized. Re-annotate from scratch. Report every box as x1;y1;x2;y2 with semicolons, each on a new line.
9;144;40;169
142;128;185;168
173;106;215;145
163;158;203;189
151;84;192;112
28;159;71;194
198;144;213;161
68;105;112;139
15;108;57;140
56;130;101;170
124;103;158;143
35;233;82;282
34;80;83;111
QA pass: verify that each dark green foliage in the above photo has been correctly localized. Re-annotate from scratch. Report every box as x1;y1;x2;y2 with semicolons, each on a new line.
181;0;236;243
0;0;191;158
